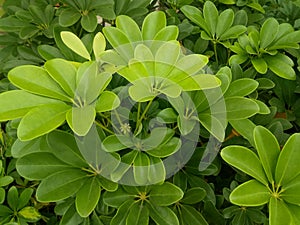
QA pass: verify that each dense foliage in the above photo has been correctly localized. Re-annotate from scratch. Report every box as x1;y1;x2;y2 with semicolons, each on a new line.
0;0;300;225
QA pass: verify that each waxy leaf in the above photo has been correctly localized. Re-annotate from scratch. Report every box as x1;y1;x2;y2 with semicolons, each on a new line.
269;197;294;225
281;175;300;205
148;203;179;225
230;180;270;206
275;133;300;185
181;205;208;225
93;32;106;60
116;15;142;42
8;65;71;102
61;31;91;60
149;182;183;206
203;1;218;36
76;177;101;217
18;103;70;141
260;18;279;49
16;152;71;180
142;11;166;40
0;90;58;121
126;202;149;225
254;126;280;183
221;146;268;185
36;169;88;202
224;78;258;97
110;200;135;225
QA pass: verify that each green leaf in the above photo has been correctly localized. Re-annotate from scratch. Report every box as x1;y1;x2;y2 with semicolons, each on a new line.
260;18;279;49
102;135;133;152
203;1;218;36
61;31;91;61
229;119;256;146
224;78;258;97
148;156;166;184
8;66;71;102
7;186;18;210
254;126;280;183
103;187;133;208
251;58;268;74
142;11;166;40
17;188;34;210
281;175;300;205
16;152;71;180
133;152;150;185
0;205;13;217
269;197;293;225
96;91;120;112
0;188;5;204
81;11;97;32
126;202;149;225
18;103;70;141
59;8;81;27
275;133;300;185
216;9;234;38
44;58;77;97
116;15;142;42
148;203;179;225
146;137;181;158
93;32;106;60
230;180;270;206
154;26;179;41
181;187;206;205
110;200;135;225
36;169;88;202
225;97;260;120
149;182;183;206
47;130;87;167
181;205;208;225
38;45;65;60
66;105;96;136
221;146;268;185
265;54;296;80
0;176;14;187
219;25;247;40
76;177;101;217
18;206;41;222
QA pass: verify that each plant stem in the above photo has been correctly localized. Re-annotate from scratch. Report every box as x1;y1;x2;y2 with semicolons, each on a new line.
213;42;219;64
94;120;114;135
134;99;153;134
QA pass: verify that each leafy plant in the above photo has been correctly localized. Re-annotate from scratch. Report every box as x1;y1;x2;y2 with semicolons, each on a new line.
229;17;300;79
221;125;300;225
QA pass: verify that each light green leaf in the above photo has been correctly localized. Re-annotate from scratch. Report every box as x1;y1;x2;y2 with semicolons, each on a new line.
148;203;179;225
93;32;106;60
225;97;260;120
126;202;149;225
281;174;300;205
216;9;234;38
203;1;218;36
66;105;96;136
116;15;142;42
154;26;179;41
102;135;134;152
44;58;77;97
0;90;58;121
133;152;150;185
148;156;165;185
219;25;247;40
149;182;183;206
180;5;209;34
146;138;181;158
269;197;294;225
174;54;208;76
16;152;71;180
96;91;120;112
61;31;91;60
181;205;208;225
260;18;279;49
18;103;70;141
251;58;268;74
36;169;88;202
8;66;71;102
76;177;101;217
18;206;41;222
275;133;300;185
0;176;14;187
180;74;221;91
221;146;268;185
265;54;296;80
230;180;270;206
254;126;280;183
198;113;226;142
229;119;256;146
142;11;166;40
224;78;259;97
